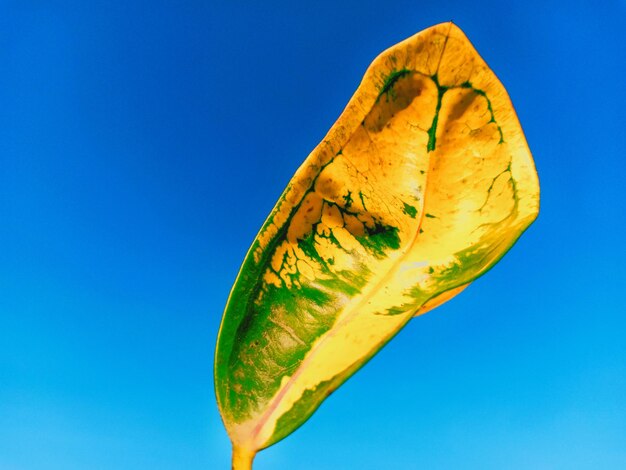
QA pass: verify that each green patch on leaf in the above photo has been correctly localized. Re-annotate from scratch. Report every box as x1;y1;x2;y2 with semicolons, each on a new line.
403;202;418;218
356;221;401;258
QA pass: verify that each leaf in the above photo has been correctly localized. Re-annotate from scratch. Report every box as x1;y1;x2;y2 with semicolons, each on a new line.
215;22;539;467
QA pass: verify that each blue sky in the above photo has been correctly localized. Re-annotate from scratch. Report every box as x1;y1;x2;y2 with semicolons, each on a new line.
1;1;625;469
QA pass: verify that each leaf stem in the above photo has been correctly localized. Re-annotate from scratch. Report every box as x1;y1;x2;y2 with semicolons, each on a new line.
232;445;255;470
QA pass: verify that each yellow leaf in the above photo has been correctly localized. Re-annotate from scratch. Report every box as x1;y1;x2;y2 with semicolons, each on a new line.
215;22;539;468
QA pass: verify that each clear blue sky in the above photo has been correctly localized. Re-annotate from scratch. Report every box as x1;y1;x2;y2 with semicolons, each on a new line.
1;1;625;469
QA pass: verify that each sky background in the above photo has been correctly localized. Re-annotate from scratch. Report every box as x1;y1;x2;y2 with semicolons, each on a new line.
1;1;625;469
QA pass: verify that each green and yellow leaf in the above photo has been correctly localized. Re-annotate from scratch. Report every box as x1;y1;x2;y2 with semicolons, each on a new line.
215;22;540;467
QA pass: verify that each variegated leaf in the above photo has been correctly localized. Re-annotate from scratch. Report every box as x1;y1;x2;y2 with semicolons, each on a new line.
215;22;540;469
